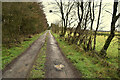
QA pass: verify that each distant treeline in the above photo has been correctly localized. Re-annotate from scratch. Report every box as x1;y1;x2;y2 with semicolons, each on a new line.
2;2;48;47
52;26;120;36
96;32;120;36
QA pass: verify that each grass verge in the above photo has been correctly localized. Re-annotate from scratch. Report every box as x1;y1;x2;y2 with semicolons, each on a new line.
28;33;47;78
2;31;45;69
52;31;119;78
64;31;118;70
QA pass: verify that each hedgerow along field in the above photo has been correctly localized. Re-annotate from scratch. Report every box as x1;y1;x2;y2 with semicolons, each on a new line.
64;31;118;60
52;25;119;69
52;31;119;78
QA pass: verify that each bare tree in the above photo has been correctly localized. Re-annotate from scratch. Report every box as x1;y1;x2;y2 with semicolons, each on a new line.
74;1;83;36
93;0;102;50
100;0;120;57
71;0;84;44
54;0;74;37
78;2;90;45
87;1;95;50
63;1;74;36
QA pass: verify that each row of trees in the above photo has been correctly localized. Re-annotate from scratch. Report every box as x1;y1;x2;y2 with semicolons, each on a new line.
2;2;48;48
51;0;120;58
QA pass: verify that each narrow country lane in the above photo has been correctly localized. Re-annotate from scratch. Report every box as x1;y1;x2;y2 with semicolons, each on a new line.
2;31;48;78
45;31;81;78
2;30;81;78
2;2;119;79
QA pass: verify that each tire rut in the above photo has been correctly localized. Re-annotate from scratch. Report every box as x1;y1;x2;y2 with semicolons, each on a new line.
45;31;81;78
2;31;48;78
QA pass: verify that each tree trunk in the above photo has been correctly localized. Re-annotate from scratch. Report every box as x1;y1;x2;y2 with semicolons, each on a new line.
93;0;102;50
72;1;83;43
87;1;94;51
100;1;119;57
100;33;115;57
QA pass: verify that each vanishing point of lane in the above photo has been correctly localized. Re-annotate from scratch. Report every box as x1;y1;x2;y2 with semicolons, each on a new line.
45;31;81;78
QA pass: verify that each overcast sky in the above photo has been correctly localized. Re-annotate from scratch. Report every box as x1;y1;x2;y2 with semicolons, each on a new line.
2;0;119;31
41;0;120;31
1;0;119;31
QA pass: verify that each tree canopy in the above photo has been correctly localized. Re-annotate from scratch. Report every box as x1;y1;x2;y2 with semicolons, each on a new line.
2;2;48;47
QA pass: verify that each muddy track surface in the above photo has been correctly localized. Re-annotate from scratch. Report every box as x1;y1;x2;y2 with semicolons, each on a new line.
45;31;81;78
2;31;48;78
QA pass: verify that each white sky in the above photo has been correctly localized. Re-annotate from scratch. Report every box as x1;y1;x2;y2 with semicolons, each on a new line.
41;0;120;31
3;0;118;31
1;0;119;31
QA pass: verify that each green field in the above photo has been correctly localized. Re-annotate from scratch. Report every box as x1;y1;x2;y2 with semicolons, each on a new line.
64;31;118;57
65;31;119;69
95;35;118;69
95;35;118;58
97;31;120;36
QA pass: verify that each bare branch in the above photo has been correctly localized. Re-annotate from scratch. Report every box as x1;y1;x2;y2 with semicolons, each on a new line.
115;24;120;28
55;0;60;8
115;13;120;22
105;10;112;15
65;2;74;18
